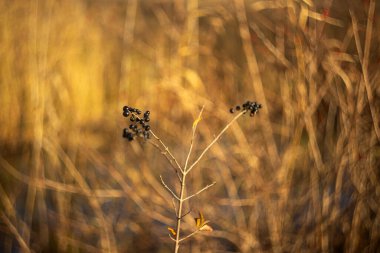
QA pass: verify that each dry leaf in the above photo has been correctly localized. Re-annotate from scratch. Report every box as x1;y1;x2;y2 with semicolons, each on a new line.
194;211;213;232
199;224;213;232
192;115;202;130
194;211;212;231
194;211;204;228
168;227;176;236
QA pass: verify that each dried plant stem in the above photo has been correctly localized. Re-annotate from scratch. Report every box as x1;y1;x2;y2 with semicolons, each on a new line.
150;131;184;174
174;107;204;253
361;0;379;140
186;111;245;173
184;106;204;172
160;175;181;201
179;229;200;243
1;212;31;253
173;109;245;253
174;173;187;253
148;140;183;181
350;1;379;140
183;181;216;201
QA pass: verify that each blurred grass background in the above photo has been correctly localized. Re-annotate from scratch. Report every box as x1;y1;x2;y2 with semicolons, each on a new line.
0;0;380;252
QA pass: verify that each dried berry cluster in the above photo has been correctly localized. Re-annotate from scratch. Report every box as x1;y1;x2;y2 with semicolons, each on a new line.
230;101;262;116
122;105;151;141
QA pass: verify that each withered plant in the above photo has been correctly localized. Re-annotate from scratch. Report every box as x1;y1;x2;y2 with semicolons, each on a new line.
122;101;262;253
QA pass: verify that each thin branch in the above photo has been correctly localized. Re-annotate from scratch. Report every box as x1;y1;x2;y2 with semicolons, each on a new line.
150;130;184;174
184;182;216;201
148;140;183;181
168;233;176;242
174;163;188;252
187;111;245;174
180;210;192;219
160;175;180;201
184;106;204;173
179;229;200;243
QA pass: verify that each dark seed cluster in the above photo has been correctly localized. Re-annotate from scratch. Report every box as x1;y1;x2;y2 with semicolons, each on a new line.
122;105;151;141
230;101;262;117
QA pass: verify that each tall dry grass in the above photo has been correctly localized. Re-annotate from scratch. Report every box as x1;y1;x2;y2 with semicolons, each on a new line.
0;0;379;252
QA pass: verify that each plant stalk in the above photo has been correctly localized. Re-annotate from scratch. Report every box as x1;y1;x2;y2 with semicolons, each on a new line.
174;172;187;253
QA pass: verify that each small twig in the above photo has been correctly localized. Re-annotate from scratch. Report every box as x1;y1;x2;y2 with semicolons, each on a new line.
148;140;183;181
150;130;184;173
180;210;192;219
187;111;245;174
168;233;176;242
184;106;204;173
183;181;216;201
178;229;200;243
160;175;180;201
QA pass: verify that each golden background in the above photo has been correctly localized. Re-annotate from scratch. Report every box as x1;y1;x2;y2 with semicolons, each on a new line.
0;0;379;252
